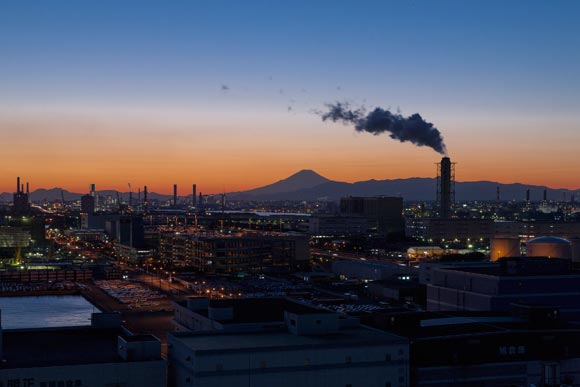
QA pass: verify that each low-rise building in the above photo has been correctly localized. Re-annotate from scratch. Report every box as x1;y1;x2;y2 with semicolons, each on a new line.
366;305;580;387
426;257;580;319
0;312;166;387
308;215;368;236
168;299;409;387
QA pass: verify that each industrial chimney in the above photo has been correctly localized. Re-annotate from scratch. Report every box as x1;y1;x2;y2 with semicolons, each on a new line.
437;157;455;219
173;184;178;207
526;189;530;203
192;184;197;207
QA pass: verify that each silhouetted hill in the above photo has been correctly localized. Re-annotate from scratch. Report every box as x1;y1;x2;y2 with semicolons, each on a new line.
228;171;580;201
2;171;578;203
234;169;331;198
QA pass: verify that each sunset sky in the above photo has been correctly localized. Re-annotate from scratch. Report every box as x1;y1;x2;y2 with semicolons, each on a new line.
1;1;579;194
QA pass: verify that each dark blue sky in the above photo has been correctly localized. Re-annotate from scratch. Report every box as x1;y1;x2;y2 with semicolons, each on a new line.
2;0;578;110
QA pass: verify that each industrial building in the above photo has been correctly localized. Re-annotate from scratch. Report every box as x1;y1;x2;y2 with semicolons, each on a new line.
167;298;409;387
308;214;368;235
426;257;580;319
340;196;404;236
80;194;95;215
495;221;580;240
81;213;145;248
0;312;166;387
331;259;416;282
11;177;30;216
173;297;298;333
406;218;495;243
367;305;580;387
159;233;309;273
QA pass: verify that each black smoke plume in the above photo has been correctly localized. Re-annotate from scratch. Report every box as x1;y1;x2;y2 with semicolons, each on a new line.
320;102;447;155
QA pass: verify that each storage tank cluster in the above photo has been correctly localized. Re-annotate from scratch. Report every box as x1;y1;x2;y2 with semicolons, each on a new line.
491;236;580;262
526;236;573;260
490;238;521;262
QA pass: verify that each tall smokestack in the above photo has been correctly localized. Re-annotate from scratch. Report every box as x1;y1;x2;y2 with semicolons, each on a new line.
526;189;530;203
90;184;98;208
173;184;178;206
437;157;454;219
543;189;548;202
192;184;197;207
16;177;20;193
26;182;29;194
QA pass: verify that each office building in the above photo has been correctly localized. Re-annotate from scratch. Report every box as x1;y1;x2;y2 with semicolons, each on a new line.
340;196;404;236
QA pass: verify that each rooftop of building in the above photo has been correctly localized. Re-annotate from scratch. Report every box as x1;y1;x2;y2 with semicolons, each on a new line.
440;257;574;277
170;326;405;353
1;327;160;369
364;308;580;340
176;297;331;324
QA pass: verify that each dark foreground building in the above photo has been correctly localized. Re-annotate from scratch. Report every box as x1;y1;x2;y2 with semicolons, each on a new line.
0;312;166;387
368;304;580;387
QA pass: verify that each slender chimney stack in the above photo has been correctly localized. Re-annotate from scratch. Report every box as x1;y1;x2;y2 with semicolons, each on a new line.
16;177;20;193
192;184;197;207
543;189;548;202
526;189;530;203
437;157;454;219
173;184;178;206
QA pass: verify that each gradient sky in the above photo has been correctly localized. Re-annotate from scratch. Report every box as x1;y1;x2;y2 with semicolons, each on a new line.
1;0;579;194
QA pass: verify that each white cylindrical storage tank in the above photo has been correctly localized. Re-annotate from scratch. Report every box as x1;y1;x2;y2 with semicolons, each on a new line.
490;237;520;261
526;236;572;259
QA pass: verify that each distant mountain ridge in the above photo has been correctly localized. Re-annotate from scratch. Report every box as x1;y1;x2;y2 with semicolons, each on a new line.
227;171;580;202
1;170;578;202
239;169;331;197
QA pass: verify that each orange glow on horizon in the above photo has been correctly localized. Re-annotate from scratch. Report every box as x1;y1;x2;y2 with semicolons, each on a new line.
1;110;579;195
